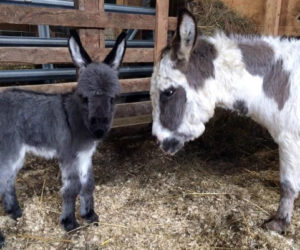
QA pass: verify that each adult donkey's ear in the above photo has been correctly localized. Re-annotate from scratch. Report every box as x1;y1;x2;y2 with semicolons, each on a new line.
104;31;127;70
172;9;197;62
68;29;92;70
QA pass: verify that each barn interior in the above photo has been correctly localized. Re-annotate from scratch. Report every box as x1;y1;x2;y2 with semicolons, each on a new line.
0;0;300;249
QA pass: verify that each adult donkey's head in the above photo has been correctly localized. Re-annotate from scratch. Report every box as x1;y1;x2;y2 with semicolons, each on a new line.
151;9;217;154
69;30;126;138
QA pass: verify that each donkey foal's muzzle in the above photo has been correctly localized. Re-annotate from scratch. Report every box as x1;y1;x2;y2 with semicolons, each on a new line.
89;117;110;138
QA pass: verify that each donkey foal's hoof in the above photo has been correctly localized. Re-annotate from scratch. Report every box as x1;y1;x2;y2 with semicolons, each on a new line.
81;209;99;224
0;232;5;249
264;218;289;233
8;207;22;220
60;217;80;232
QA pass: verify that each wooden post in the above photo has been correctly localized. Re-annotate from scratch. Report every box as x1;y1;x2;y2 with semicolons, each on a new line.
154;0;170;63
116;0;128;5
277;0;289;35
263;0;283;36
76;0;105;57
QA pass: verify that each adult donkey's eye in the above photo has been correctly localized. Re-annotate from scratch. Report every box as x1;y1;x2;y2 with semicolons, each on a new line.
163;87;176;97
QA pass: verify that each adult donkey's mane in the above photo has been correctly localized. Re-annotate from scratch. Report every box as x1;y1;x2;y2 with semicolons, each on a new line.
151;8;300;234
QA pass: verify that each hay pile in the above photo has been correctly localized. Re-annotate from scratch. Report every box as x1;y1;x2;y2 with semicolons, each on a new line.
189;0;257;35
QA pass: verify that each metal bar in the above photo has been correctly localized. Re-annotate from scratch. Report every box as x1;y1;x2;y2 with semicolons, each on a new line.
0;0;74;8
128;29;138;41
106;40;153;48
104;4;155;15
0;37;67;46
38;25;53;70
0;66;153;82
0;68;76;83
120;66;153;74
38;25;50;38
0;36;154;48
0;1;156;15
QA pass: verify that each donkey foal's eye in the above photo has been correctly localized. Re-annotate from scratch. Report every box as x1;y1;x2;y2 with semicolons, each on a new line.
80;96;88;104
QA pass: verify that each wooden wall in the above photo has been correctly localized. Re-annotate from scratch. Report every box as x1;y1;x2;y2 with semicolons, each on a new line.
279;0;300;35
0;0;298;127
116;0;143;6
222;0;300;36
0;0;175;127
1;1;299;37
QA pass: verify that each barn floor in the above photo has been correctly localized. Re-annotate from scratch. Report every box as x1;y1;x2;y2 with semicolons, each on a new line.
1;114;300;250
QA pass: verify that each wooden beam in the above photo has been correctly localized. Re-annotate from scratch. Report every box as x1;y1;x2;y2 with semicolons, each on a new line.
113;114;152;128
76;0;105;60
0;4;176;31
168;16;177;30
116;0;128;5
115;101;151;118
0;78;150;94
274;0;283;36
0;82;77;94
277;0;299;36
98;0;105;49
154;0;170;63
263;0;283;35
0;47;154;64
119;78;150;92
278;25;300;36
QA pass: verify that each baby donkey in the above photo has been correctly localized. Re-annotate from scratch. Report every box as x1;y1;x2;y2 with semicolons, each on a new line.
0;30;126;232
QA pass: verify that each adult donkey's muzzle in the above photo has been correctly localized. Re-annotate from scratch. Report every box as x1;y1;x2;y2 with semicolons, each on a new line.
161;137;184;155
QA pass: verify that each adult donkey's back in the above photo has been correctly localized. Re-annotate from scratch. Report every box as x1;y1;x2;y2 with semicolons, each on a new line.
151;9;300;233
0;30;126;244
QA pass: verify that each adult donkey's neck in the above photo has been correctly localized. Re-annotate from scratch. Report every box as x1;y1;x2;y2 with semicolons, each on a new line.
205;32;292;139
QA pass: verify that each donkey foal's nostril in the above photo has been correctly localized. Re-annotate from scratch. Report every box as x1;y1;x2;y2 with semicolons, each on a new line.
90;117;109;126
90;117;97;126
100;117;109;124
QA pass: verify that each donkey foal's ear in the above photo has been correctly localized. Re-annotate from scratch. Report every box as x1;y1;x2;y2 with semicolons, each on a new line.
104;31;127;70
68;29;92;69
172;9;197;61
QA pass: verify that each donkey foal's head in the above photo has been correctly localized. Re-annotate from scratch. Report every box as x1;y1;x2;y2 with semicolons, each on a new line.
151;9;217;154
69;31;126;138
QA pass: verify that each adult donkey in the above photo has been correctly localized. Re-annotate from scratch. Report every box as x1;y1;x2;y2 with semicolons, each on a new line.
0;29;126;245
151;9;300;233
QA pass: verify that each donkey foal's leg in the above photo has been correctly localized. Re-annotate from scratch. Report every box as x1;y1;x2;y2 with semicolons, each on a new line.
60;165;81;231
0;152;24;220
265;141;299;233
79;163;98;223
2;183;22;220
0;231;4;248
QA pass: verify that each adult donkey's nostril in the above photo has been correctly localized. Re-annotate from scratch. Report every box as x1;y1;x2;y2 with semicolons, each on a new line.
161;137;183;155
152;135;160;145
